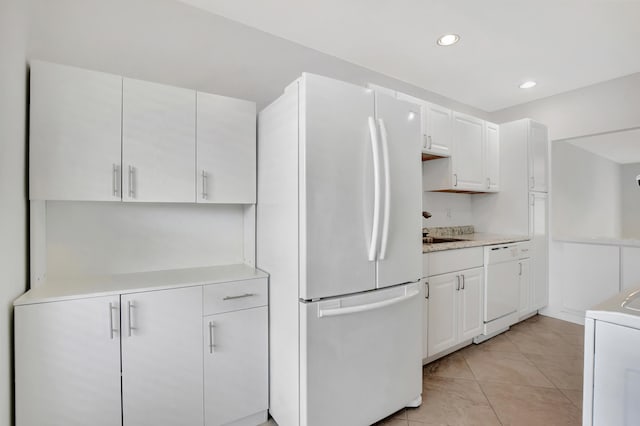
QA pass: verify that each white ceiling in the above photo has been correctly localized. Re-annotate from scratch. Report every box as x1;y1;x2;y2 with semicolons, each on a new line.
176;0;640;112
568;128;640;164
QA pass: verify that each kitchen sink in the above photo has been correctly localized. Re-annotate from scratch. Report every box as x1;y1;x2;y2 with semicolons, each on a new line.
423;236;465;244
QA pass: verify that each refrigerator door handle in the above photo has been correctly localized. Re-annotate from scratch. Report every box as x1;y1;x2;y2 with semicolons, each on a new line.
317;287;420;318
368;116;382;262
377;118;391;260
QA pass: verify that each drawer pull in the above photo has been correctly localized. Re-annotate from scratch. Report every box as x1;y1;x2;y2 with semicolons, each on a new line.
208;321;216;354
223;293;256;301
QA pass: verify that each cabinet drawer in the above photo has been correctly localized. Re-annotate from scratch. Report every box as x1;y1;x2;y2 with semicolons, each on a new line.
518;241;532;258
204;278;267;315
429;247;483;276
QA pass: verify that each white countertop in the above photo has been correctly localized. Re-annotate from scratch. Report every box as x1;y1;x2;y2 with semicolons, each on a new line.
423;233;530;253
553;235;640;247
586;287;640;330
14;264;268;306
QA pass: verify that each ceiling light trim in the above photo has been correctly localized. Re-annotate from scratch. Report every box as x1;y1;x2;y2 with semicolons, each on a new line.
437;34;460;46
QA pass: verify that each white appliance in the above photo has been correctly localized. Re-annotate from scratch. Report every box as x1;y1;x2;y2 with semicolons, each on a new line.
472;118;549;316
480;243;521;336
584;287;640;426
257;73;423;426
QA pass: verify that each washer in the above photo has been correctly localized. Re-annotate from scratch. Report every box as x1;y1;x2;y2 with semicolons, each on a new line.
584;287;640;426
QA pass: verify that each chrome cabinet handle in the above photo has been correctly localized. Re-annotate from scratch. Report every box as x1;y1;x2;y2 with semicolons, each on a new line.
425;282;429;299
519;262;523;276
456;275;460;291
108;302;118;339
127;301;135;337
223;293;255;301
423;135;429;149
208;321;216;354
112;164;119;197
201;170;208;200
428;135;433;149
128;166;135;198
461;275;465;290
486;177;490;189
453;173;458;187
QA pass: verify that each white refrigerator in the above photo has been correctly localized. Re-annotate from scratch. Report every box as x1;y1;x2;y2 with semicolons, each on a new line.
257;73;423;426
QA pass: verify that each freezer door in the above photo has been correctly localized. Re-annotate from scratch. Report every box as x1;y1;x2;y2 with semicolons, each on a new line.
375;92;422;288
300;74;377;300
300;283;422;426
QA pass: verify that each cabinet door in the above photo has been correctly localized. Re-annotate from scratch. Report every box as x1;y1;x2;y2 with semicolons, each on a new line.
518;258;532;317
528;121;549;192
394;92;428;151
15;296;122;426
375;92;422;288
484;121;500;192
29;61;122;201
458;267;484;341
427;272;458;356
530;192;549;309
196;92;256;204
592;321;640;426
122;78;196;202
121;286;203;426
204;307;268;426
452;112;485;191
425;103;452;156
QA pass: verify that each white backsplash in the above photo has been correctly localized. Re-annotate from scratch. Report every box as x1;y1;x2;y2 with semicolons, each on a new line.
422;191;473;228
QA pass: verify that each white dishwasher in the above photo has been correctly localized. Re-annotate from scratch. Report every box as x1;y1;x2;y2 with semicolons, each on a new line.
477;243;521;340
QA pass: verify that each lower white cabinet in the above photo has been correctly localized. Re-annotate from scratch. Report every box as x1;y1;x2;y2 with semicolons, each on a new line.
15;295;122;426
204;307;268;426
14;273;269;426
517;257;532;318
530;192;548;309
121;286;204;426
427;267;483;357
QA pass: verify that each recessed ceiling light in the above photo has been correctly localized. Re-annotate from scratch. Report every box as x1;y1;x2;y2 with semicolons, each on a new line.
437;34;460;46
519;81;537;89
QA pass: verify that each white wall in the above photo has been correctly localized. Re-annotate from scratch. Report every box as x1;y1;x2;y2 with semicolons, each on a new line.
621;163;640;239
490;72;640;141
27;0;489;117
45;202;245;277
0;0;28;423
422;192;473;228
552;142;621;238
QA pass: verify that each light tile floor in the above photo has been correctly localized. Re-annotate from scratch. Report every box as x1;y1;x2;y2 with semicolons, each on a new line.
263;315;585;426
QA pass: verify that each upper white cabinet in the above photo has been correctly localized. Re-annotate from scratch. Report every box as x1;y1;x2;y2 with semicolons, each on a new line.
196;92;256;204
29;61;123;201
122;78;196;203
529;120;549;192
396;91;452;157
424;103;453;157
484;121;500;192
451;112;486;191
421;112;500;193
29;61;257;204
